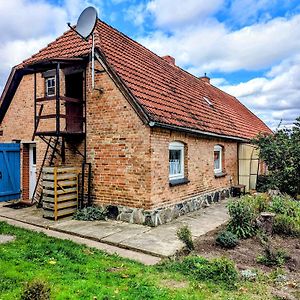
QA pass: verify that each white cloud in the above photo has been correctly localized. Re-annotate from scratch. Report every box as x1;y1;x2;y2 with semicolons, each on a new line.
0;0;103;95
125;3;147;26
219;55;300;129
0;0;68;43
146;0;224;28
139;14;300;73
229;0;276;25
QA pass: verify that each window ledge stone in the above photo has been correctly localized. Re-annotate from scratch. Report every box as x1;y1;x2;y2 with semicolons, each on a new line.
169;177;190;187
214;172;227;178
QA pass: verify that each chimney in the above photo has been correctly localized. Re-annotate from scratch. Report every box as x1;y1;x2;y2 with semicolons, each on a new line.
162;55;175;66
199;73;210;84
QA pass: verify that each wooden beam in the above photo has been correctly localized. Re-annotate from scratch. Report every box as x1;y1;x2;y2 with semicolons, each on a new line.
60;96;81;103
36;96;56;102
37;114;66;120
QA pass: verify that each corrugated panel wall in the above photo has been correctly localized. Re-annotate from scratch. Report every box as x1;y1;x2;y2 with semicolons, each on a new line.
238;143;260;192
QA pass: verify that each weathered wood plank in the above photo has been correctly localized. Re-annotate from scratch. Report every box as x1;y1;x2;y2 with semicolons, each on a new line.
43;207;77;218
43;187;77;195
43;180;77;188
43;200;77;210
43;193;77;203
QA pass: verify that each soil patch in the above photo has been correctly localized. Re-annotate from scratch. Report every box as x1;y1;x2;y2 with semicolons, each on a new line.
192;228;300;275
159;279;189;289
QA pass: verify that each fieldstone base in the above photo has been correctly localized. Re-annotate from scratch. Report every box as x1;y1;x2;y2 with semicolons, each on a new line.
102;187;231;227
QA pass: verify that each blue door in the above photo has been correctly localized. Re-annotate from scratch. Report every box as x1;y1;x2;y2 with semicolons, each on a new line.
0;143;21;202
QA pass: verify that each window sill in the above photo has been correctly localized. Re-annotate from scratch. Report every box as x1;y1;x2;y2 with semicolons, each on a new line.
214;172;227;178
169;177;190;187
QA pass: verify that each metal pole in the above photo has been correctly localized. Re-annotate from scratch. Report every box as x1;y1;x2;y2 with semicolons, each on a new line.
34;73;37;130
56;63;60;135
92;32;95;90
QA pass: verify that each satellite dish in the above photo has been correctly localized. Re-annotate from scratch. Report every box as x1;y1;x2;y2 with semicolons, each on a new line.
67;6;98;89
68;7;98;40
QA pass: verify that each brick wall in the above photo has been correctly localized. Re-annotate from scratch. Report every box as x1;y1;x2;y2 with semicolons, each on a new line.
0;59;238;212
149;127;238;209
85;60;152;208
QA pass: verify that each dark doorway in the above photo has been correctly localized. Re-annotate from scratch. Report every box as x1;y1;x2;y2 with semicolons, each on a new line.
65;72;84;133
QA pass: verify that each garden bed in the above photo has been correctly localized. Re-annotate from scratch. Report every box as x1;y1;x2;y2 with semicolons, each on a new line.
192;227;300;277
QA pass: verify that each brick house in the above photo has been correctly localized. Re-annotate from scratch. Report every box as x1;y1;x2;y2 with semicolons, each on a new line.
0;20;272;226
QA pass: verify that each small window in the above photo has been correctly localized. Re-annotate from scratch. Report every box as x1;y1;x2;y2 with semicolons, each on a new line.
169;142;184;180
204;96;213;107
45;77;56;96
214;145;222;174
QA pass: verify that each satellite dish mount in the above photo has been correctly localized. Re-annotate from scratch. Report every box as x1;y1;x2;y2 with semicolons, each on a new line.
68;6;98;89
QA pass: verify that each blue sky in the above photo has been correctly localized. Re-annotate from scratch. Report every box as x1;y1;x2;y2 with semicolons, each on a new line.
0;0;300;129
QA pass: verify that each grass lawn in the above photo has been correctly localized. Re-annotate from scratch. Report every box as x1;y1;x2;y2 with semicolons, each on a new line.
0;221;274;299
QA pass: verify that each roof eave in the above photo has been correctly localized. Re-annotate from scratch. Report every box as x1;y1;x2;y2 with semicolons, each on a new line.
149;121;249;142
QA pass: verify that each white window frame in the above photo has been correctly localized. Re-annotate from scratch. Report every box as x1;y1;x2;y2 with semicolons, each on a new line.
45;76;56;97
169;141;184;180
214;145;222;174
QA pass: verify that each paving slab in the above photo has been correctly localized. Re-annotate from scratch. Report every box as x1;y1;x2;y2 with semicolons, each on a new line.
0;199;230;259
0;216;160;265
120;224;184;257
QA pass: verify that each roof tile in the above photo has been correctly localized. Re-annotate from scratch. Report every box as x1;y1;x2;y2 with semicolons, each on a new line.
21;20;272;139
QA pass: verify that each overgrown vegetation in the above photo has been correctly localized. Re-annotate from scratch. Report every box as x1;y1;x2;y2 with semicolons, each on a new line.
216;230;239;249
257;245;288;267
256;232;289;267
21;279;50;300
252;116;300;197
226;197;257;238
73;206;107;221
177;225;194;251
226;194;300;239
164;256;238;288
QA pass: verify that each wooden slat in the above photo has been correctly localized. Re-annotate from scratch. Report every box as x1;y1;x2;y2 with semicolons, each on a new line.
43;187;77;195
43;173;78;180
43;207;77;218
43;200;77;210
42;166;79;220
43;193;77;203
43;167;80;174
43;180;77;188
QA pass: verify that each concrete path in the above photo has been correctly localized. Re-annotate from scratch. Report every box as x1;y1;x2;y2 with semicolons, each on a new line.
0;217;160;266
0;200;229;261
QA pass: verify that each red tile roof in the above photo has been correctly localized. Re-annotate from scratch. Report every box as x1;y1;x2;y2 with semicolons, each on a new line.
21;20;272;140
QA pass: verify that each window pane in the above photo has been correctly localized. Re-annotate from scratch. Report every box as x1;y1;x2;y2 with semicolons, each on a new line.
46;78;55;96
169;149;182;175
214;150;220;170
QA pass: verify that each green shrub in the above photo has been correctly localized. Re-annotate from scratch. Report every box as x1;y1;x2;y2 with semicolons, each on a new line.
251;194;270;213
216;231;239;249
226;199;257;239
21;279;50;300
256;175;273;192
177;225;194;251
179;256;238;286
73;206;107;221
269;195;300;217
273;214;300;237
257;246;288;267
252;117;300;197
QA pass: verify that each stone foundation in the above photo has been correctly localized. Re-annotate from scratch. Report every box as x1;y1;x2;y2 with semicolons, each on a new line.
101;187;231;227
